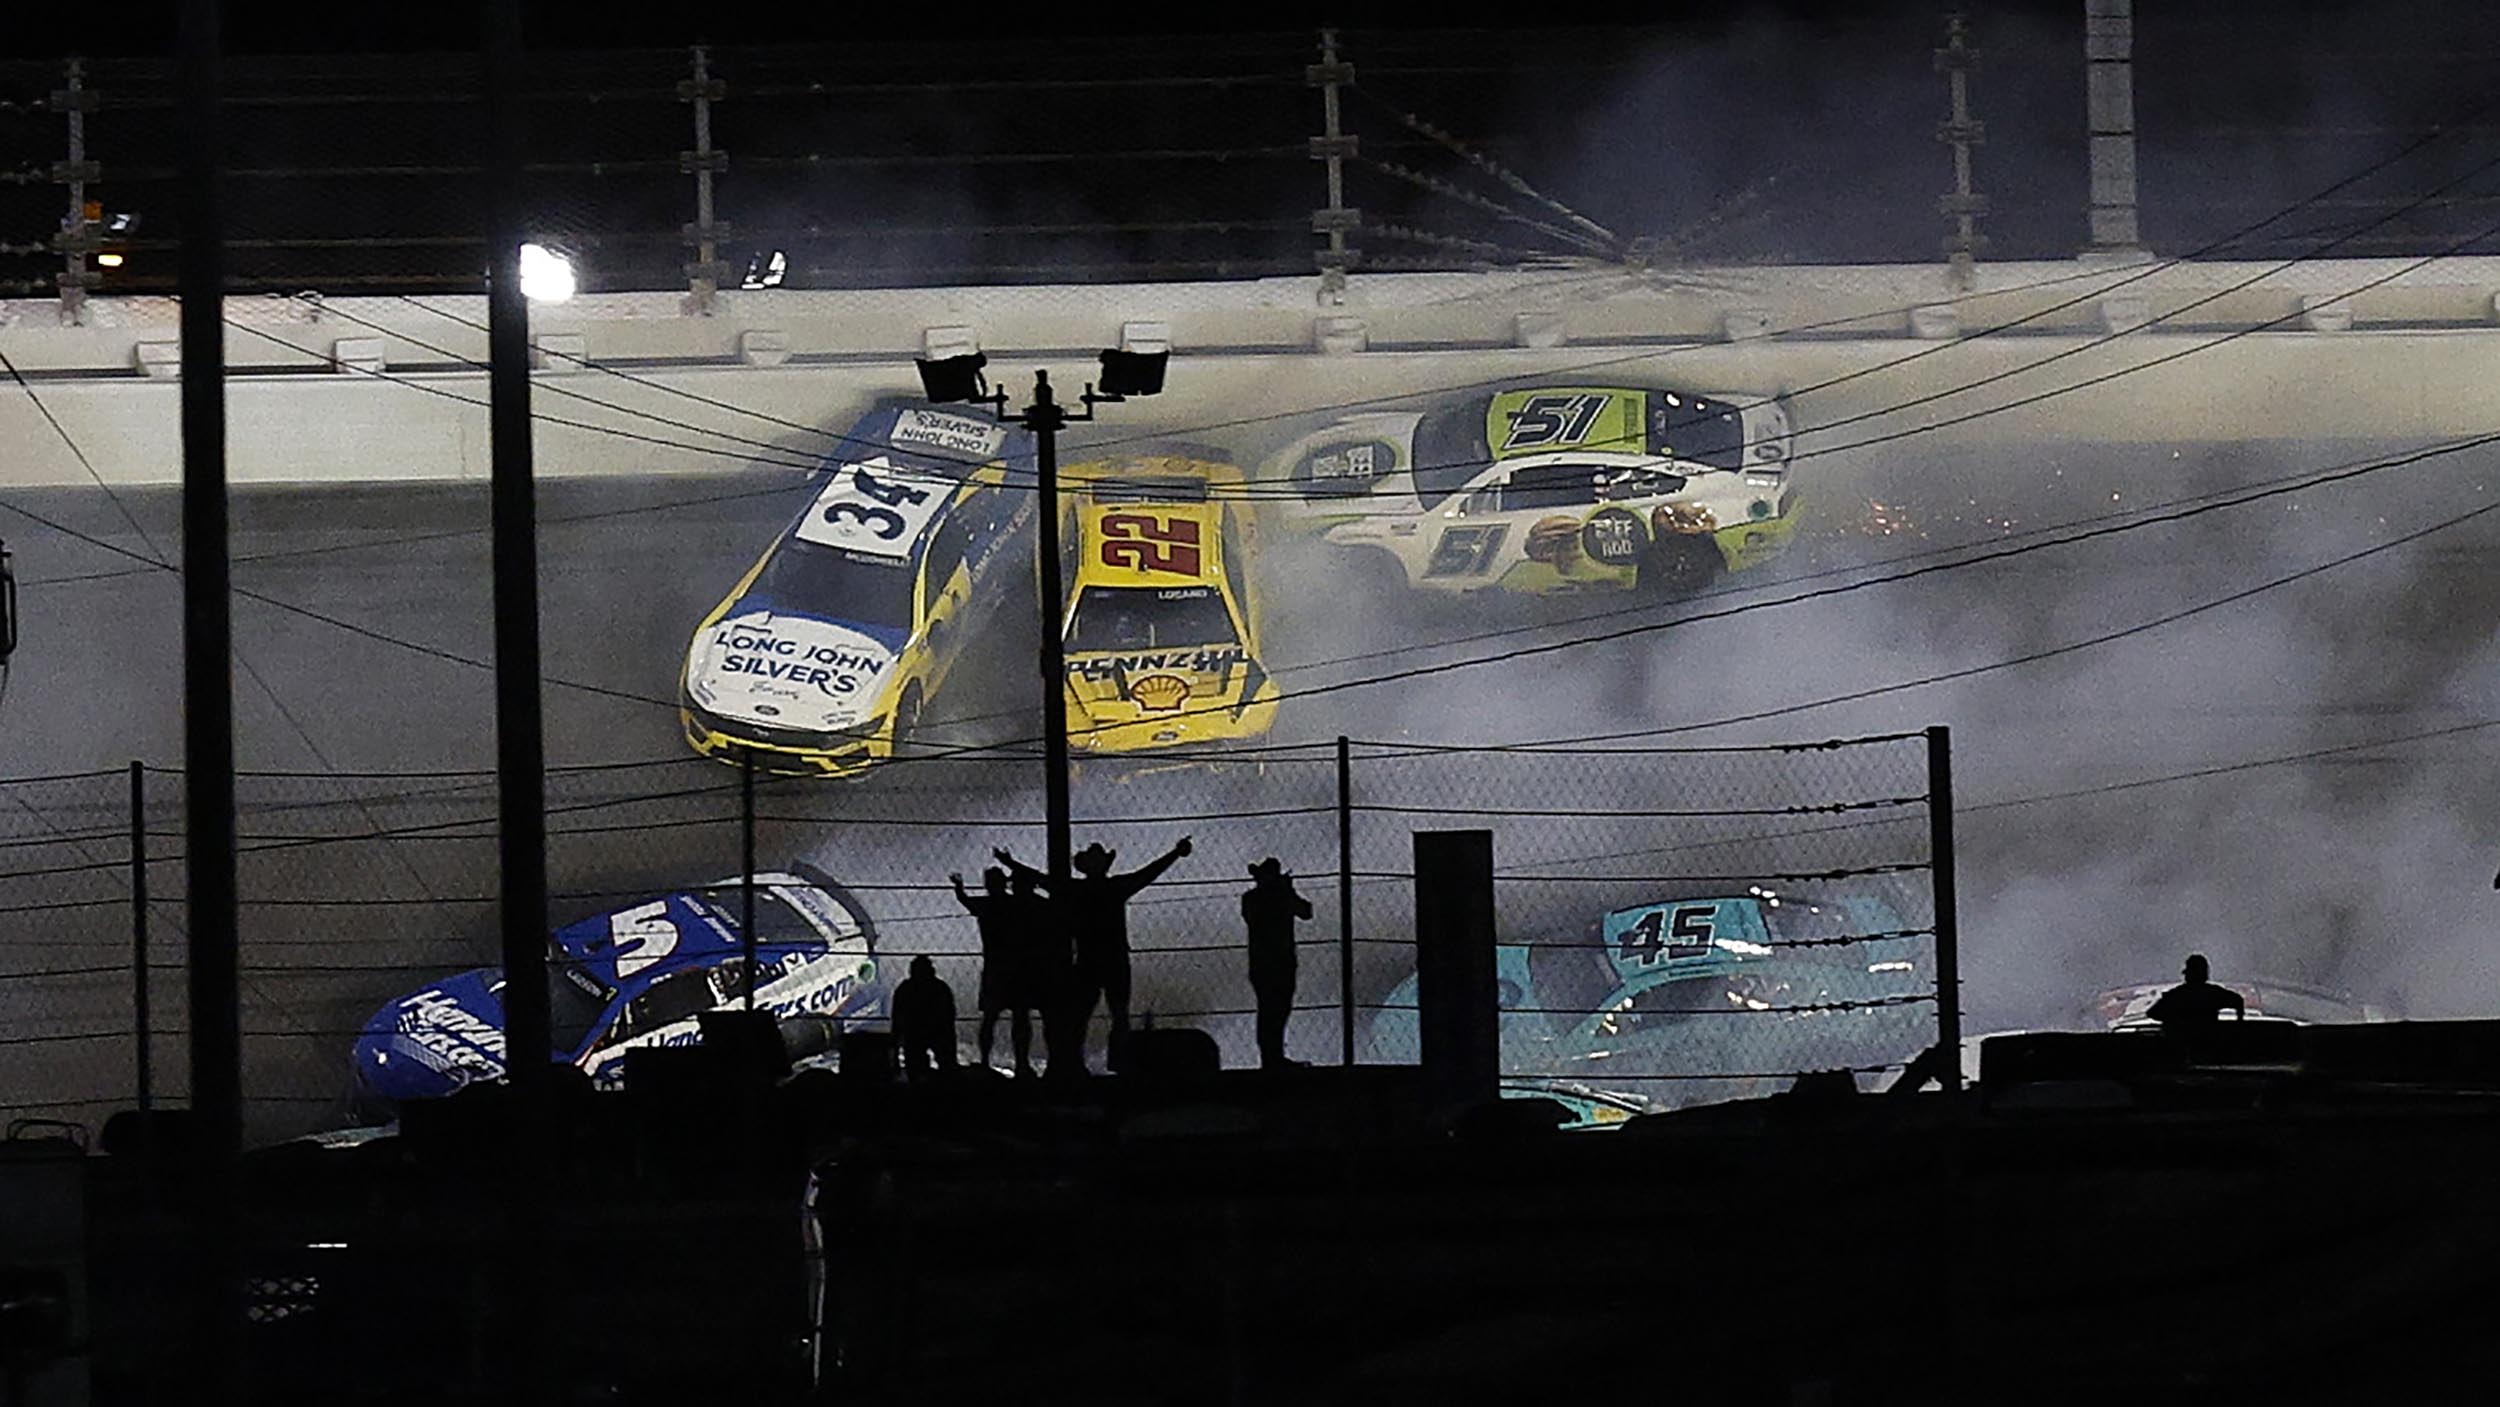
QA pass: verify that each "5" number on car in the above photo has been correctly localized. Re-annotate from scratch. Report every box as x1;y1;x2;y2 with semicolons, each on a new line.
606;901;682;981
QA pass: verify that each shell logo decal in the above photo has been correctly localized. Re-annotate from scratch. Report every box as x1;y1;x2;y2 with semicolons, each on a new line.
1130;673;1190;711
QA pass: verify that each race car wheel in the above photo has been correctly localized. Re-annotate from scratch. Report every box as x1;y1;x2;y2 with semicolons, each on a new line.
1637;537;1721;599
894;683;924;752
1343;547;1411;599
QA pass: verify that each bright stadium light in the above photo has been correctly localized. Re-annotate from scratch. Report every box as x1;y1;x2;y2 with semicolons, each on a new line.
518;242;577;303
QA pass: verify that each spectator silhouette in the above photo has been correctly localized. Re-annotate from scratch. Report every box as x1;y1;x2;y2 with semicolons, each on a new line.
1241;857;1312;1069
952;867;1039;1078
2147;954;2246;1034
997;835;1192;1073
891;954;958;1081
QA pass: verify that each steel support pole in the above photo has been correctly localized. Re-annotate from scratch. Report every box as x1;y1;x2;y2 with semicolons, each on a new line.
1028;372;1073;886
486;5;550;1398
486;0;549;1108
175;0;239;1395
1337;735;1353;1066
2085;0;2143;251
59;58;91;325
1925;725;1963;1094
130;760;151;1114
1935;12;1987;291
1306;28;1359;304
741;750;757;1009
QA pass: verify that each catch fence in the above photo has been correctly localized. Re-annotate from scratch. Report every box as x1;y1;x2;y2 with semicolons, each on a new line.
0;728;1953;1144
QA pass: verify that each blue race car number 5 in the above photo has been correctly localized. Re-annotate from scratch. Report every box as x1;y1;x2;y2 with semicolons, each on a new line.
608;901;681;980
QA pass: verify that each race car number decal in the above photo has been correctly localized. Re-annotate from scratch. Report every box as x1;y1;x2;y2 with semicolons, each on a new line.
608;901;682;981
1501;393;1613;451
1618;904;1716;967
795;457;951;557
1098;513;1204;576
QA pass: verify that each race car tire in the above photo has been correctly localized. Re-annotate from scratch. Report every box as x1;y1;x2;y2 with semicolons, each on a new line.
894;683;924;752
1342;547;1411;599
1637;537;1720;599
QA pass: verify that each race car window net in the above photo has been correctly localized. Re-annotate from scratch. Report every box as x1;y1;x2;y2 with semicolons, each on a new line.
1411;407;1492;508
696;886;818;947
1525;941;1620;1020
617;968;720;1043
1503;462;1614;512
1648;396;1748;471
549;946;611;1055
752;538;917;631
1066;585;1238;653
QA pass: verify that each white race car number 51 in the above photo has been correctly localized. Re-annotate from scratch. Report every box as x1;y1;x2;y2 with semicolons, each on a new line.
609;901;681;980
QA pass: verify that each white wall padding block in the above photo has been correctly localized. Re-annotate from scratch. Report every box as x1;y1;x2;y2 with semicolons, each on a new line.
921;324;979;361
1513;310;1568;348
1315;315;1368;355
1721;308;1772;341
330;336;387;374
530;331;588;372
738;329;791;367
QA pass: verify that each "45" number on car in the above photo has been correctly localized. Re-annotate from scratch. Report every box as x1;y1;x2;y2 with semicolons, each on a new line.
1618;903;1717;967
1099;513;1204;576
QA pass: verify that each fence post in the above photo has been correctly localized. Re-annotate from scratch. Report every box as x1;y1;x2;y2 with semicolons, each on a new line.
129;761;151;1114
678;45;732;311
1925;725;1963;1094
54;57;97;325
741;749;757;1010
1306;29;1359;305
1337;735;1354;1066
1935;12;1986;292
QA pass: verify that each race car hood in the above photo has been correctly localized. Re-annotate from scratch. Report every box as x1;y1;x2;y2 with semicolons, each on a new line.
353;967;510;1103
1064;642;1269;747
683;608;908;733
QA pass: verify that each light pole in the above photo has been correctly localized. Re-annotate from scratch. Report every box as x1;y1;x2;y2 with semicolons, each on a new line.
917;350;1167;885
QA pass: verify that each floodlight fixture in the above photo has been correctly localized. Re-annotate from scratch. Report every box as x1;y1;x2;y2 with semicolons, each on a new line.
518;242;577;303
916;351;990;405
1095;347;1168;399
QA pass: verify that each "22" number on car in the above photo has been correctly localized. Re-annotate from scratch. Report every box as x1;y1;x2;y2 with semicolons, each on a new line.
1099;513;1203;576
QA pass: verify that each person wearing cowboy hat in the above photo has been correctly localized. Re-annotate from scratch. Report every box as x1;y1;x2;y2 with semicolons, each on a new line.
996;833;1192;1074
1241;857;1313;1069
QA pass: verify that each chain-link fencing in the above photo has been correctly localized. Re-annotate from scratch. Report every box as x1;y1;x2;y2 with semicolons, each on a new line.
1343;732;1942;1117
0;728;1950;1145
3;17;2162;310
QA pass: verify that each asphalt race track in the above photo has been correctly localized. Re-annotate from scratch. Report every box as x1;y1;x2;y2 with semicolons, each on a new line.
6;391;2498;1141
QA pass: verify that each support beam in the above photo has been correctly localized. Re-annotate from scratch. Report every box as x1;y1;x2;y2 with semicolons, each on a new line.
175;0;240;1396
486;2;551;1396
1414;830;1497;1112
2086;0;2143;252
